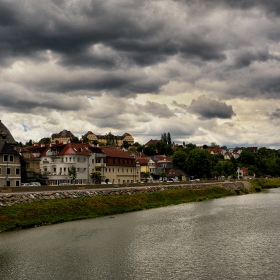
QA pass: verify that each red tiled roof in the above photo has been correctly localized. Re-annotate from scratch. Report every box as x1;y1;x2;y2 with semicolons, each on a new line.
101;147;132;158
145;139;160;146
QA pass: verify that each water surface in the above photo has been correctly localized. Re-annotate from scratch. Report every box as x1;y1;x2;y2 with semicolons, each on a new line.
1;189;280;279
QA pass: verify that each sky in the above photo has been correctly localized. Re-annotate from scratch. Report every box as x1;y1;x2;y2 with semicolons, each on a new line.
1;0;280;148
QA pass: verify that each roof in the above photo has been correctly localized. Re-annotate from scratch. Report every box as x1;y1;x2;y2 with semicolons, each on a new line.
0;120;16;143
101;147;133;158
0;141;19;155
145;139;160;146
135;156;152;165
51;130;75;139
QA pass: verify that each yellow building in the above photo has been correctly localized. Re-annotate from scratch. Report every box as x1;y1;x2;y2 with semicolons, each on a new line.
82;132;134;146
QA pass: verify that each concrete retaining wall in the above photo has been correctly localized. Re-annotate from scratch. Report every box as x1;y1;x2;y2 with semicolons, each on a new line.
0;181;245;207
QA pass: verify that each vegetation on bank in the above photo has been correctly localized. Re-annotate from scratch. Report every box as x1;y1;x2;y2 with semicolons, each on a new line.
250;178;280;191
0;186;234;233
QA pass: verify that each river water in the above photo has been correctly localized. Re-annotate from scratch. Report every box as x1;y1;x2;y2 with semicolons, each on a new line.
1;189;280;280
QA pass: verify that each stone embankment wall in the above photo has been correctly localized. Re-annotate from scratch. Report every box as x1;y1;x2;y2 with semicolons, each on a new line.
0;182;245;207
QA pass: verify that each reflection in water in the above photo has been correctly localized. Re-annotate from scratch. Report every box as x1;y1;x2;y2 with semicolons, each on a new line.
1;189;280;279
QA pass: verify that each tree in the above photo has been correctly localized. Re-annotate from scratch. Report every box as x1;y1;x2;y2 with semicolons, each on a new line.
186;149;211;178
25;139;33;146
39;137;51;143
161;132;167;144
90;170;101;183
238;149;256;165
167;132;172;145
82;137;89;143
172;150;187;171
68;165;77;183
143;144;157;156
141;172;151;181
156;141;167;154
122;140;130;149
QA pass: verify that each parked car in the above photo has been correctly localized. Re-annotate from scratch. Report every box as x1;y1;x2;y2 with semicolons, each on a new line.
21;183;30;186
29;182;41;186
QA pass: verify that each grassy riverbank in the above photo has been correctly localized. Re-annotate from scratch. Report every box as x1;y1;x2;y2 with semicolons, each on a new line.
250;178;280;191
0;186;234;232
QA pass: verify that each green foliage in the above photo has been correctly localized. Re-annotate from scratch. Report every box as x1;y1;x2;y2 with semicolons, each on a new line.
186;149;211;178
141;172;151;179
143;144;157;156
68;165;77;182
0;186;234;232
122;140;130;149
39;137;51;143
90;170;102;183
160;172;167;178
172;150;187;171
238;149;256;165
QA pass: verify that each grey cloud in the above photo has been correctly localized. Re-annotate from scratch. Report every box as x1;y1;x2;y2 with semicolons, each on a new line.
234;49;270;68
267;109;280;120
181;95;236;119
0;86;88;112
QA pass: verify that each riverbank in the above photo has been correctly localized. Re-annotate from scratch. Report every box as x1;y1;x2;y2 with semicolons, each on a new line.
0;185;236;232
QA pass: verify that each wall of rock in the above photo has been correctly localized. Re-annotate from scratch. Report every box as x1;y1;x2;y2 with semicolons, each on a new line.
0;182;245;207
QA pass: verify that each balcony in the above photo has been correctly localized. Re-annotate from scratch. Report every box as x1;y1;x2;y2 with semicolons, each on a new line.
95;163;106;167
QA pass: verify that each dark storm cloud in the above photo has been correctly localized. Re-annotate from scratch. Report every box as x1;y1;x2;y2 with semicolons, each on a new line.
175;95;236;119
267;109;280;120
0;88;88;112
0;0;229;67
233;49;270;68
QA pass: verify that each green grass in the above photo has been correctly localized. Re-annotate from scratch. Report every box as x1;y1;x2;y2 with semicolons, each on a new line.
0;186;235;232
250;178;280;190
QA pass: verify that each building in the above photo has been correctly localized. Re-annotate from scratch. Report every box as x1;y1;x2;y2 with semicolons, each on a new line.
144;139;160;147
101;147;141;183
135;156;156;174
19;147;41;178
51;130;76;143
82;132;134;146
0;120;22;187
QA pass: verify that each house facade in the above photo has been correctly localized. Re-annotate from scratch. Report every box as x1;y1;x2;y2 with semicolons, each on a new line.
101;147;141;183
0;121;22;187
82;132;134;146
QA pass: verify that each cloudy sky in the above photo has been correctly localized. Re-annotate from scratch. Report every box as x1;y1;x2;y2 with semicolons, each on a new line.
1;0;280;148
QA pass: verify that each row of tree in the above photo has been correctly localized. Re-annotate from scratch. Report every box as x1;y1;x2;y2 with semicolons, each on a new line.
172;146;280;179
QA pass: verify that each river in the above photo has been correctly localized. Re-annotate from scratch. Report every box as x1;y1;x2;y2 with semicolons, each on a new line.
1;189;280;280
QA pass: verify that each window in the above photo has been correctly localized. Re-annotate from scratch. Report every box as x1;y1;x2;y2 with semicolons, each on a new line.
65;157;68;162
0;167;1;174
84;158;86;163
3;154;8;162
9;155;14;162
69;157;72;162
84;168;86;173
16;168;20;175
6;181;10;187
109;168;111;172
64;167;66;172
16;181;20;186
73;157;75;162
112;168;114;172
118;179;120;183
122;169;124;173
92;159;95;164
78;157;80;162
77;168;80;173
7;167;11;175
